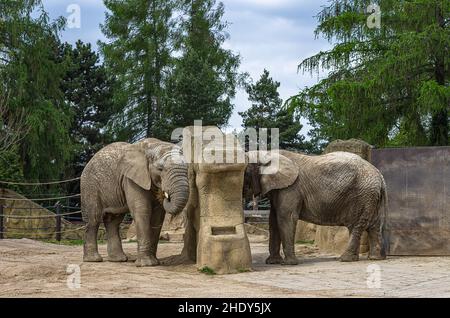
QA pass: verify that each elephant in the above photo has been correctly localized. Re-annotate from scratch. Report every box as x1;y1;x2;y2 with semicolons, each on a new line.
80;138;189;267
244;150;387;265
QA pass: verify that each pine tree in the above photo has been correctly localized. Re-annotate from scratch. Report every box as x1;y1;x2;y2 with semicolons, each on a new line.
290;0;449;147
239;70;308;151
0;90;26;184
100;0;177;141
60;40;115;178
167;0;243;131
0;0;73;181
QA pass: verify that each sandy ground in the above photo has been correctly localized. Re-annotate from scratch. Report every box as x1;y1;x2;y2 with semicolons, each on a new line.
1;238;450;298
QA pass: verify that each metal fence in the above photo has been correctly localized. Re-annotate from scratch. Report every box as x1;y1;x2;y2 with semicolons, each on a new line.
0;178;85;241
0;176;268;241
0;204;85;241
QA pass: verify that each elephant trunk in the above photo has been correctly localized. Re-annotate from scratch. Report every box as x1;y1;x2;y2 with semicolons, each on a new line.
163;165;189;215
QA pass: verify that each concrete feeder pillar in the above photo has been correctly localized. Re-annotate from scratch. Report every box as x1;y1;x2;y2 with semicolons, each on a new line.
194;148;252;274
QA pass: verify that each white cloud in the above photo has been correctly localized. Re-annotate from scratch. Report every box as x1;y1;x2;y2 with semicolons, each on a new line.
224;0;320;9
222;1;331;130
44;0;105;9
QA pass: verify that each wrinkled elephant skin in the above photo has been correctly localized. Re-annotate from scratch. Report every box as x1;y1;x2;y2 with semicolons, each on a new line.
245;150;387;265
81;138;189;266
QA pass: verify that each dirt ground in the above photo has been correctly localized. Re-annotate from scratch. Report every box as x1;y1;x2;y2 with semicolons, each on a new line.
1;238;450;298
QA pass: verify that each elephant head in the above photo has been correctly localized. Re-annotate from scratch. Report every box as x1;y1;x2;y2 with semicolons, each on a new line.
245;151;299;198
121;139;189;215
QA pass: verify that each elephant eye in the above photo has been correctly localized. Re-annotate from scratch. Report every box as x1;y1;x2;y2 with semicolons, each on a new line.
155;161;164;171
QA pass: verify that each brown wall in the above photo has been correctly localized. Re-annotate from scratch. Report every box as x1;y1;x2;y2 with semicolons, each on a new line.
372;147;450;255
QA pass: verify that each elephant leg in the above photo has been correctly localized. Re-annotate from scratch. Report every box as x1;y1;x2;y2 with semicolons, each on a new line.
368;222;386;260
276;204;299;266
266;205;282;264
125;182;158;267
133;208;159;267
83;195;103;262
149;203;166;258
104;213;127;262
83;222;103;262
340;225;363;262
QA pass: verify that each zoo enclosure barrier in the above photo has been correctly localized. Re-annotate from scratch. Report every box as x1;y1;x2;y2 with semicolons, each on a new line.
0;177;87;241
0;204;85;241
0;176;266;241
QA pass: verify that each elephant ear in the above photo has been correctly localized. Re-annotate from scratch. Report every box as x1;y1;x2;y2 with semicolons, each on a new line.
121;145;152;190
257;151;298;196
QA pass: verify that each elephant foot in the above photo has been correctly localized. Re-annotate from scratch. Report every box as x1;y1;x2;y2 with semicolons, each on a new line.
160;253;196;266
83;253;103;262
135;255;159;267
368;253;386;260
108;253;128;262
281;257;299;266
265;255;283;264
340;252;359;262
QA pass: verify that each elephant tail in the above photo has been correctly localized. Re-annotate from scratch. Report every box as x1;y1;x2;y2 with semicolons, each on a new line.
379;178;389;258
81;194;90;223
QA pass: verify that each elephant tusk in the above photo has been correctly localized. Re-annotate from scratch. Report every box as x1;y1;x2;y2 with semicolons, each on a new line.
164;192;169;199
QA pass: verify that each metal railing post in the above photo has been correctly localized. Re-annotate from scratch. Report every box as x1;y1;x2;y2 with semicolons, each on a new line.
0;205;4;239
56;203;61;242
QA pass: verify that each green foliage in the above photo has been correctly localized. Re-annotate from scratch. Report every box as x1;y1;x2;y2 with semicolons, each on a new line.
290;0;449;147
43;239;105;246
296;240;315;245
199;266;216;275
0;149;24;191
101;0;242;142
60;40;115;179
237;267;251;273
167;0;243;133
0;0;73;182
100;0;178;141
239;70;310;152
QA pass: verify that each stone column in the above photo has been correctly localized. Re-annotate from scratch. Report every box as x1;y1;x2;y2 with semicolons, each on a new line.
194;147;252;274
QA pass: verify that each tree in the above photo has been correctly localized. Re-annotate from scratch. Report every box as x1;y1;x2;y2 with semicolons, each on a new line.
167;0;243;132
290;0;449;148
100;0;177;142
239;69;308;151
0;92;29;154
60;40;115;179
0;0;73;181
0;90;26;184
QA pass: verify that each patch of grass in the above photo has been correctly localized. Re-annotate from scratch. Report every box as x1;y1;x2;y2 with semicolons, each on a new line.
42;239;105;246
199;266;216;275
237;267;251;273
296;240;315;245
126;239;169;244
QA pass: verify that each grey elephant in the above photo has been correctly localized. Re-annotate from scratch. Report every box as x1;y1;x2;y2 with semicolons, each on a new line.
244;150;387;265
81;138;189;266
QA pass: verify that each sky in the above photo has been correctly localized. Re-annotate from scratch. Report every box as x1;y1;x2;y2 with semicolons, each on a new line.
42;0;332;134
